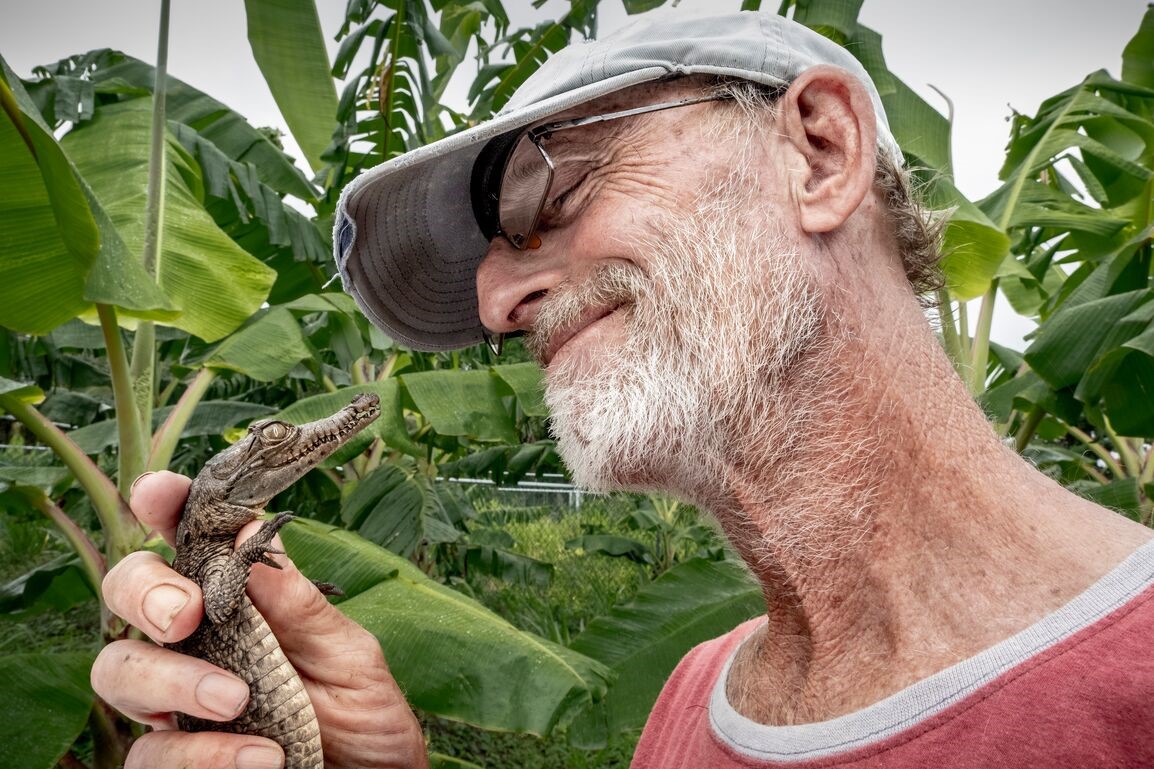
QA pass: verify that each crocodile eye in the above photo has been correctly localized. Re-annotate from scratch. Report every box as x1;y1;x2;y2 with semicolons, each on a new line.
261;422;290;441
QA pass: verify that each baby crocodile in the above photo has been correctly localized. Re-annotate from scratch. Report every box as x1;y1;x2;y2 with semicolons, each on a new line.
169;393;380;769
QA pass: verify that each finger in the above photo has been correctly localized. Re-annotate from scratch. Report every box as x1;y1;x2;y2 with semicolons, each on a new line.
103;550;203;643
92;639;251;728
130;470;192;544
125;730;284;769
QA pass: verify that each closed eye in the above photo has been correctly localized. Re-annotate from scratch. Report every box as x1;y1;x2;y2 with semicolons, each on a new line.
550;185;577;210
544;171;591;219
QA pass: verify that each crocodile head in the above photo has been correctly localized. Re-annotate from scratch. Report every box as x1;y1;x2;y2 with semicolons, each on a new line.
190;393;380;526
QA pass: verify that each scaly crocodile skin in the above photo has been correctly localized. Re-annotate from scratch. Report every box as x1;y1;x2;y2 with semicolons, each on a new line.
168;394;380;769
174;595;322;768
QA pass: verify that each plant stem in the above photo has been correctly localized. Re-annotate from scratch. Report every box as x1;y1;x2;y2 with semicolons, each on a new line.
141;0;169;280
0;395;134;553
127;0;171;463
968;282;998;396
957;299;972;368
365;436;386;474
89;698;133;769
1139;446;1154;488
1080;462;1111;486
156;372;180;407
936;289;964;372
380;351;400;379
149;367;218;471
129;325;156;452
1098;415;1141;478
1066;424;1126;479
1014;407;1045;453
97;305;146;496
30;492;106;597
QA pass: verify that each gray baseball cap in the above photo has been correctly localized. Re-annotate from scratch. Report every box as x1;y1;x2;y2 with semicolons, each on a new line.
333;10;901;351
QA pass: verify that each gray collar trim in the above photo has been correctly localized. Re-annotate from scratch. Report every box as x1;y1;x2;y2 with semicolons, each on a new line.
709;536;1154;763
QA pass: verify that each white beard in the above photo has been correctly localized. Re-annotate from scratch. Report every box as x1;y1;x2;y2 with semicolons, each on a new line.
530;185;826;505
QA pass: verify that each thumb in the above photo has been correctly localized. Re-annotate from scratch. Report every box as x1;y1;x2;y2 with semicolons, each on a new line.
236;522;370;670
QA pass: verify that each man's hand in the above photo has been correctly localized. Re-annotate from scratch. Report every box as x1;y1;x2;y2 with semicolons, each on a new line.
91;471;428;769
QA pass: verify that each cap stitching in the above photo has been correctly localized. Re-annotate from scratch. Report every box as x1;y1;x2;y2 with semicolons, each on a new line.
773;11;789;81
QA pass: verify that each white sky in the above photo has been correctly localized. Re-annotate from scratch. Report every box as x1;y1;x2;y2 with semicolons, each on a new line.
1;0;1149;348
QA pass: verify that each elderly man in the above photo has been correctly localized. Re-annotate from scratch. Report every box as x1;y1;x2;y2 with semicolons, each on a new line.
93;10;1154;769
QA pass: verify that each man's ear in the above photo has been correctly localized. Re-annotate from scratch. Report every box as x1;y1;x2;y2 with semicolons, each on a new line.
780;65;878;234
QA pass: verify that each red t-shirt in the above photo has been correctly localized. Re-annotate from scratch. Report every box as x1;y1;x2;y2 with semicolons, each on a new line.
632;541;1154;768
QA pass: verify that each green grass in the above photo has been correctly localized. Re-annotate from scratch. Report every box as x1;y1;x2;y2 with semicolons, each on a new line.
423;492;662;767
465;494;650;643
0;514;102;655
423;713;639;769
0;602;101;655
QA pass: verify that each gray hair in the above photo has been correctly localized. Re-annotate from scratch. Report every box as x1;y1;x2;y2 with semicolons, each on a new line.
709;78;946;298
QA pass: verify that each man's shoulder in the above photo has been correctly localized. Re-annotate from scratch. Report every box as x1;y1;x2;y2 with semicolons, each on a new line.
632;616;766;769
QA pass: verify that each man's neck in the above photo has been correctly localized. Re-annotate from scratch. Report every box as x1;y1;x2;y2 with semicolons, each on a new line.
713;290;1151;726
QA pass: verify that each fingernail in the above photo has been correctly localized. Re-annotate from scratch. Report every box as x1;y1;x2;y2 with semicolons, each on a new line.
142;584;190;633
236;745;284;769
130;471;155;494
196;672;250;720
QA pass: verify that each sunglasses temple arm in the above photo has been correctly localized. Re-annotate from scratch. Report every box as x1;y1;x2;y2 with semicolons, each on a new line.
482;329;505;356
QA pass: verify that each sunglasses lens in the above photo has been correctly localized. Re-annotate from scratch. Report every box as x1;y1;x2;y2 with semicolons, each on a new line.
499;136;552;249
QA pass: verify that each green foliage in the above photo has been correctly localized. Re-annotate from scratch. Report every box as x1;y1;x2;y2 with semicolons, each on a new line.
0;653;95;769
0;57;174;333
340;461;463;555
284;517;613;735
568;557;762;747
321;0;600;207
61;98;278;342
244;0;340;174
425;712;637;769
974;8;1154;519
4;2;1154;768
429;494;757;757
462;496;652;644
567;495;727;577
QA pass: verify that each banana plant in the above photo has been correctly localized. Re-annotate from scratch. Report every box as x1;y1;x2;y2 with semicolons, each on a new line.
976;9;1154;521
0;3;607;767
8;1;1153;767
566;495;727;578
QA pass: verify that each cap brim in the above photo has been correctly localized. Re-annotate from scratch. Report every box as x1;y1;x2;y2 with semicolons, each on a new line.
335;69;678;351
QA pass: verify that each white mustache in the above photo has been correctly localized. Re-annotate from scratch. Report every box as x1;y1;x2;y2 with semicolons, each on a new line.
525;262;648;365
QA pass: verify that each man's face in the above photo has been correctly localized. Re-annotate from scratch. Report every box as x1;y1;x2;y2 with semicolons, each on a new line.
476;89;825;496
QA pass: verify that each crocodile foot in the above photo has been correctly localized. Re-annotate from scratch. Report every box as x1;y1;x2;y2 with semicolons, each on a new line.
237;511;295;570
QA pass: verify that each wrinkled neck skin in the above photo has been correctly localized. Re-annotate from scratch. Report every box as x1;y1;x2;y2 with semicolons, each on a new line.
685;235;1153;727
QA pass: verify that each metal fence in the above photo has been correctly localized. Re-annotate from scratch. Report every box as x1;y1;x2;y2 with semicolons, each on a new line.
444;473;589;510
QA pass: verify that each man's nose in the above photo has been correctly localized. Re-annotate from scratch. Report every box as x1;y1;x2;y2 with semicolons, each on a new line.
476;237;566;336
